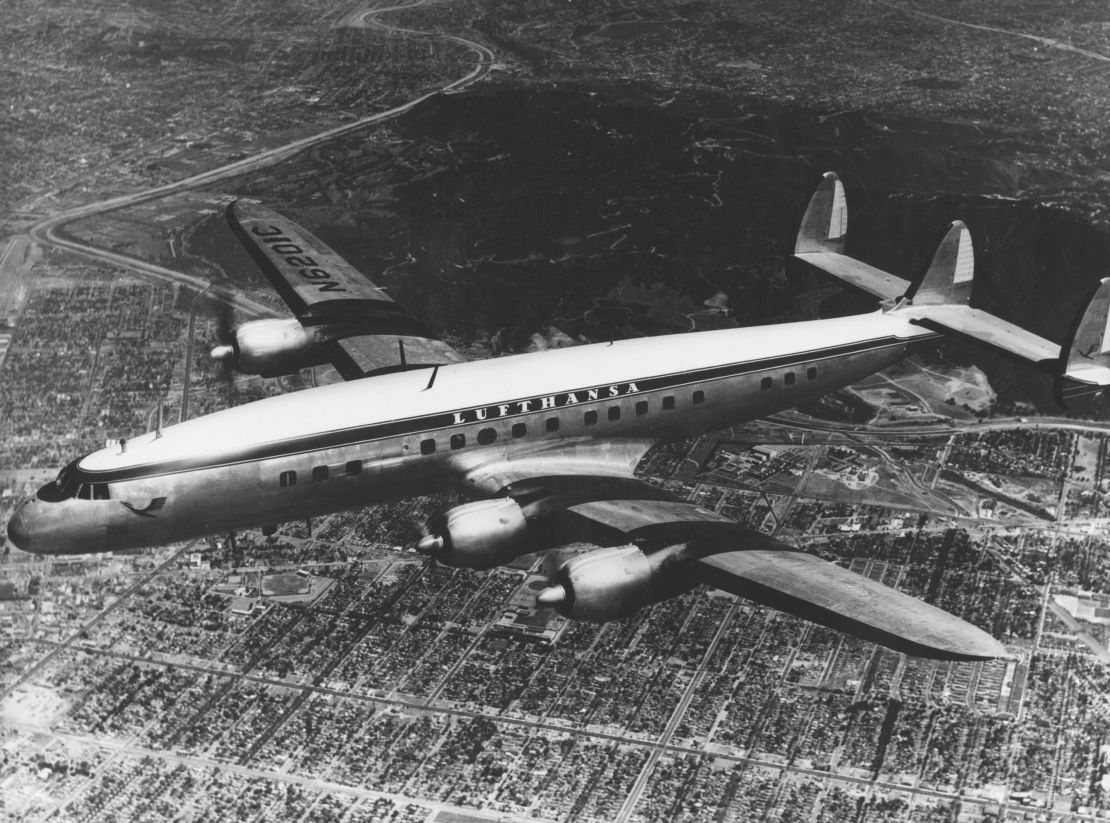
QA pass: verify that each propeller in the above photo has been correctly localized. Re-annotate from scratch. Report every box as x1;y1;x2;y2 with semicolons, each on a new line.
414;532;444;558
208;293;237;382
412;517;443;572
536;549;568;608
536;585;566;607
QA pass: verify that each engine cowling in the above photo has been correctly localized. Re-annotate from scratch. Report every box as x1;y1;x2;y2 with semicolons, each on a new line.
210;318;329;377
537;544;695;622
416;498;529;570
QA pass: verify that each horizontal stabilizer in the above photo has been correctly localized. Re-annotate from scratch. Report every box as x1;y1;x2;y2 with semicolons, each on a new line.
1061;278;1110;399
896;304;1060;366
891;219;1065;366
794;172;911;303
696;549;1005;660
796;252;912;303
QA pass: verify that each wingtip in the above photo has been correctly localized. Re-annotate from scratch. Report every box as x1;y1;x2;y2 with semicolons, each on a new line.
918;621;1007;662
957;632;1008;662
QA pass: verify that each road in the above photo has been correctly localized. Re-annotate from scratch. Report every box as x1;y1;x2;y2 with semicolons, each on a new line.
7;6;1110;821
5;718;558;823
882;1;1110;65
20;0;494;320
0;541;196;703
768;409;1110;440
22;636;1064;819
614;601;741;823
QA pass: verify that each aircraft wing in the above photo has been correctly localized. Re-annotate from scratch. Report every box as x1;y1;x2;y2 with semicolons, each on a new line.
228;201;465;379
564;496;1003;660
463;452;1004;660
692;546;1003;660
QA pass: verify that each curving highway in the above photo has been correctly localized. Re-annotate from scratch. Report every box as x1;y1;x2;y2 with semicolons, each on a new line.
23;0;495;319
880;0;1110;65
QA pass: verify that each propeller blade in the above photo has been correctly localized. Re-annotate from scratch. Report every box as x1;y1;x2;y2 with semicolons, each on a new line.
209;291;237;382
540;549;564;580
410;518;441;569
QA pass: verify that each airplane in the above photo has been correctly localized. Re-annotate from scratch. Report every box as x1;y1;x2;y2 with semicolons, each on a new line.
10;172;1110;661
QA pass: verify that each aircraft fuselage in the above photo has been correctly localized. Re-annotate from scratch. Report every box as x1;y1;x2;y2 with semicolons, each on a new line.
7;311;937;555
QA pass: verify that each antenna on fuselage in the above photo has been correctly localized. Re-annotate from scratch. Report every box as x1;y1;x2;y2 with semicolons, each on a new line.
398;339;407;368
146;397;166;440
424;365;439;391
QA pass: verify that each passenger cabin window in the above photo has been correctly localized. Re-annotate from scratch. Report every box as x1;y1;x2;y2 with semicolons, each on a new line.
280;471;297;487
93;484;109;500
662;396;675;410
784;372;796;387
608;406;621;421
511;423;526;438
345;460;362;476
635;400;648;416
420;439;436;455
584;410;598;426
761;376;773;391
312;466;329;482
478;428;497;446
807;366;818;381
451;433;466;450
692;390;705;404
546;418;560;433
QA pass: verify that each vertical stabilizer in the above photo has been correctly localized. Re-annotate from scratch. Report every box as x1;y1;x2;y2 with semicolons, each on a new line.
907;221;974;307
794;172;847;255
890;219;1061;369
1061;278;1110;400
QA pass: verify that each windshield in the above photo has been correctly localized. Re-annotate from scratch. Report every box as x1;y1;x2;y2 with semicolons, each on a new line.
36;460;82;502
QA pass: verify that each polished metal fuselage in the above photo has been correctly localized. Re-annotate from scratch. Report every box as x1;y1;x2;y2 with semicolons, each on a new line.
8;313;932;555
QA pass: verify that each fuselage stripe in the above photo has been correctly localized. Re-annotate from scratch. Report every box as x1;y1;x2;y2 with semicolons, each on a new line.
78;333;930;483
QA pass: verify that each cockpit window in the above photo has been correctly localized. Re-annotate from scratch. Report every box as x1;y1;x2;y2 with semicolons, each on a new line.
35;460;107;502
37;461;81;502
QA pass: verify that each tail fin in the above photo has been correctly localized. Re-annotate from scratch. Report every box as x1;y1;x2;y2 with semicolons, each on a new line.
793;174;1110;406
906;221;974;307
894;221;1060;369
794;171;847;255
793;172;910;302
1060;278;1110;401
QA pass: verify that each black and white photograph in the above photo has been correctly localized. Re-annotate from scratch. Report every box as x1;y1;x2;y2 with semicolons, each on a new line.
3;1;1110;821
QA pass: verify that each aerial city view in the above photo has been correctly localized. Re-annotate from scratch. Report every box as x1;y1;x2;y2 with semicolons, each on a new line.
6;0;1110;821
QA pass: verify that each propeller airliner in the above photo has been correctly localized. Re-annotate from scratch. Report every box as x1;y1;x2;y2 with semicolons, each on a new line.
12;172;1110;660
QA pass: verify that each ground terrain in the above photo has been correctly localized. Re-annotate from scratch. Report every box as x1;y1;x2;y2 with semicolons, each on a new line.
5;1;1110;821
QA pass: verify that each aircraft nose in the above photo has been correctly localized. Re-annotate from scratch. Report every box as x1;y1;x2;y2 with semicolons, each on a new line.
7;505;30;552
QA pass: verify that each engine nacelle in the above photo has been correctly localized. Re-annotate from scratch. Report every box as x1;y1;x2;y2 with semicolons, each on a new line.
210;318;330;377
417;498;529;570
537;544;695;622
